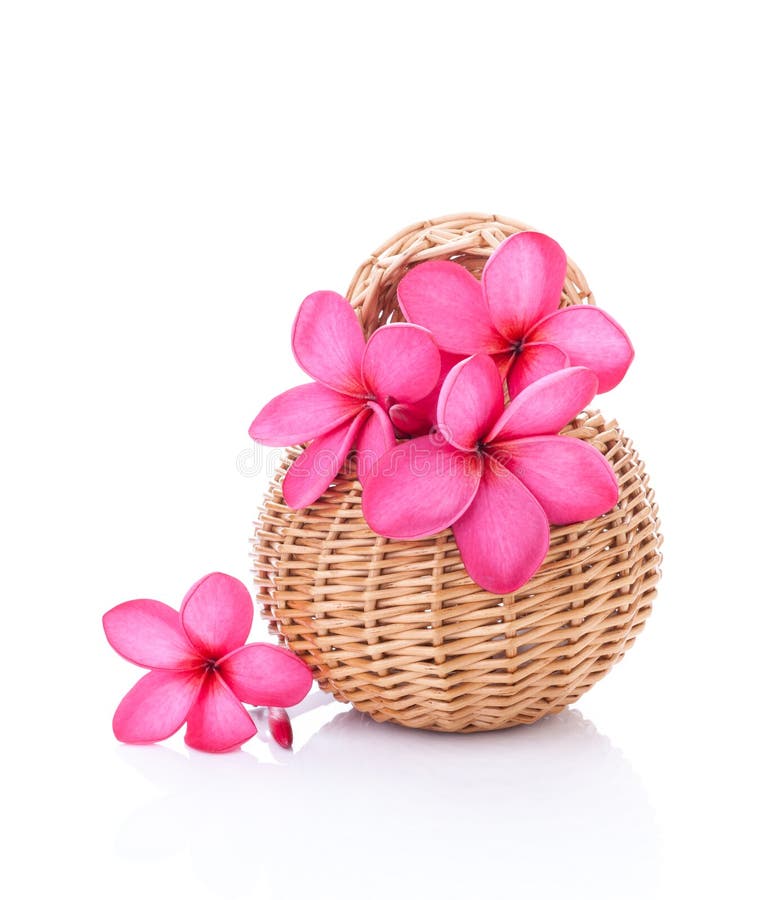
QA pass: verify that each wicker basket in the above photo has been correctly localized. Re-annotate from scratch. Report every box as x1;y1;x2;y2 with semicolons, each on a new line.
252;213;662;733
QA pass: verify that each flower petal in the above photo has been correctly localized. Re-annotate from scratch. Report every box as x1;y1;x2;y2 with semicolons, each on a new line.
267;707;294;749
291;291;366;395
482;231;567;341
488;367;599;442
354;402;396;485
180;573;254;660
452;457;549;594
500;435;619;525
112;669;203;744
389;401;431;437
249;383;364;446
389;350;464;437
506;342;569;397
361;323;441;404
437;355;504;450
282;411;369;509
103;599;202;670
529;306;634;392
219;643;313;707
184;671;257;753
362;434;482;539
397;260;505;354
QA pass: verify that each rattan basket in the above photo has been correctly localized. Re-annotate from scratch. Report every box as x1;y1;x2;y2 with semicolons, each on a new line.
252;213;662;733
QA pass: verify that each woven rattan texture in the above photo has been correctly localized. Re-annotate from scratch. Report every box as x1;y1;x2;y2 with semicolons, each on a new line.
252;213;662;732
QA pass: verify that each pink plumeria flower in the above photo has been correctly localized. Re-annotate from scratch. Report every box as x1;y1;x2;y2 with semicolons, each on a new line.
397;231;634;398
249;290;440;507
103;573;312;753
363;357;619;594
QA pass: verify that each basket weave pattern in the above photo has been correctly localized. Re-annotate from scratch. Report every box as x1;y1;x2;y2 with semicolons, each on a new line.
253;214;662;732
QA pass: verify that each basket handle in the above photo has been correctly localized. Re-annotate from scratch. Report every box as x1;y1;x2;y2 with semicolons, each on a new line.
344;213;593;336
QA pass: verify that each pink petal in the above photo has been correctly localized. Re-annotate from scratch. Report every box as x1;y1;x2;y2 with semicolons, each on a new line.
291;291;366;395
267;707;293;749
361;323;441;404
282;411;369;509
184;670;257;753
437;355;504;450
389;401;431;437
389;350;464;437
528;306;634;392
452;457;549;594
500;435;619;525
362;434;482;539
354;402;396;485
397;260;505;354
494;352;514;382
488;367;599;442
219;643;313;707
506;342;570;397
180;573;254;660
112;668;204;744
249;383;364;446
103;599;202;671
482;231;567;341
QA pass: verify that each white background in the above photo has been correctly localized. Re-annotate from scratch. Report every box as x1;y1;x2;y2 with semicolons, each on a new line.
2;2;760;897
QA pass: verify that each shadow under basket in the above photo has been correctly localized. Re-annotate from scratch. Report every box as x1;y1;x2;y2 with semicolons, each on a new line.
252;213;662;733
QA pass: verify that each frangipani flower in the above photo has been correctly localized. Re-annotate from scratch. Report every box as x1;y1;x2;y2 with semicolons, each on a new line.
249;291;440;508
363;358;619;594
103;573;312;753
397;231;634;398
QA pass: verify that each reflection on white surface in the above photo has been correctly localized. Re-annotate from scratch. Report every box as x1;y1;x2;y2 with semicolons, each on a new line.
116;694;659;899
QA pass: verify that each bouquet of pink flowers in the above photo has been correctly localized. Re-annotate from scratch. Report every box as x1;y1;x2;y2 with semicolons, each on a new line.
250;232;633;595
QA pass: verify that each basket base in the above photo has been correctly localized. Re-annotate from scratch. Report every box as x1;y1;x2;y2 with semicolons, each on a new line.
253;411;661;734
